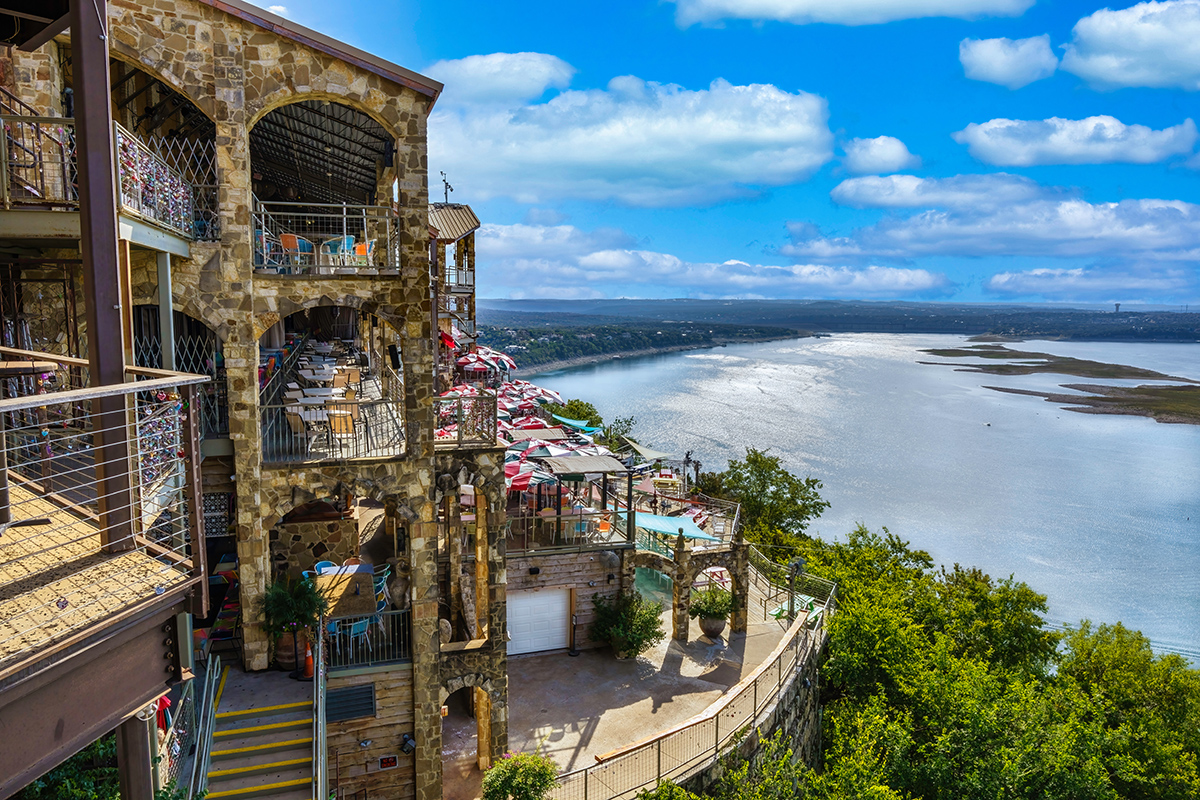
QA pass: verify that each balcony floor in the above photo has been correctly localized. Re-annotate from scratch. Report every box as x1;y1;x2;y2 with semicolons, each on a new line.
0;480;187;667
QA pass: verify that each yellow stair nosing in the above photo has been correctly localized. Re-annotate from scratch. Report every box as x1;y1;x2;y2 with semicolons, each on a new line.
211;736;313;757
207;757;312;778
216;701;310;719
214;718;313;737
204;777;311;798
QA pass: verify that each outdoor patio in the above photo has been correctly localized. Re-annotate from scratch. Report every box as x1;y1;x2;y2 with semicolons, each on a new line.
442;611;792;800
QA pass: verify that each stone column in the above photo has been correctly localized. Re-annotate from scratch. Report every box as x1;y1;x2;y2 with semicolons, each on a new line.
410;515;443;800
672;533;691;642
731;541;750;634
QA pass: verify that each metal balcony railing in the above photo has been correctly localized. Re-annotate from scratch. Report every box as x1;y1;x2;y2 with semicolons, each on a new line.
1;115;77;209
444;265;474;293
0;348;209;670
434;393;498;449
325;609;412;671
115;122;196;238
253;201;403;275
507;509;631;554
260;398;406;464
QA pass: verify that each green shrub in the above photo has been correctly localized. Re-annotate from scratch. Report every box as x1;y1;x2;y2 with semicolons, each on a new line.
258;574;328;638
688;587;736;620
482;751;559;800
590;590;666;658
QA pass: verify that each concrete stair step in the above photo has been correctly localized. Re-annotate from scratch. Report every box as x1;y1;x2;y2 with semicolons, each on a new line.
216;701;310;724
208;756;312;783
204;774;312;799
213;717;312;743
211;736;313;761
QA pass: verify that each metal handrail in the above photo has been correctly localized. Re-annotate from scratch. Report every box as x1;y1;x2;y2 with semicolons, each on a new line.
114;121;195;238
314;626;329;800
189;654;222;797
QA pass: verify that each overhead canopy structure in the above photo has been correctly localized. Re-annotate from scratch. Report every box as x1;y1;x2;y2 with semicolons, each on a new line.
429;203;481;243
537;455;628;476
552;414;602;433
636;512;718;542
625;438;673;461
507;428;570;442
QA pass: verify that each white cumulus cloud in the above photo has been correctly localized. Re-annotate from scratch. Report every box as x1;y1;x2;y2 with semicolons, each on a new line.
952;116;1198;166
986;267;1192;300
959;35;1058;89
842;136;921;174
266;5;289;16
830;173;1052;209
1062;0;1200;90
786;176;1200;262
671;0;1034;26
477;223;951;299
425;52;575;105
430;62;834;207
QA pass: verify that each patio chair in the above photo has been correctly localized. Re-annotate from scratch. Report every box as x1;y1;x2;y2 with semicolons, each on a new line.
327;410;358;457
315;560;336;573
343;368;361;391
331;372;349;389
351;239;376;267
285;410;320;457
280;233;314;268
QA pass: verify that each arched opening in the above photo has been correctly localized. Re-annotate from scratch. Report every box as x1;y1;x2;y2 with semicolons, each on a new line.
636;566;674;609
442;685;492;798
249;100;400;274
108;58;219;239
258;307;406;463
132;306;228;437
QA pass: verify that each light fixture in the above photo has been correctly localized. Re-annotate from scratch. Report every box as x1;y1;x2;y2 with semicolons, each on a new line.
400;733;416;754
359;739;373;748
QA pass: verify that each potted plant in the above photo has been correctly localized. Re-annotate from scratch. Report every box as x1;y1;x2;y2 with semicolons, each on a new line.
590;590;666;660
689;586;736;639
482;751;559;800
259;575;328;672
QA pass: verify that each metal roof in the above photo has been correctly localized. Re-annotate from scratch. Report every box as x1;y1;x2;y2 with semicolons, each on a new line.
429;204;481;243
199;0;442;101
0;1;69;51
506;428;571;442
536;455;629;475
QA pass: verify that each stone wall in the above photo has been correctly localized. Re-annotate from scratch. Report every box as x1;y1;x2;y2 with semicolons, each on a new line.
270;514;357;576
327;667;416;800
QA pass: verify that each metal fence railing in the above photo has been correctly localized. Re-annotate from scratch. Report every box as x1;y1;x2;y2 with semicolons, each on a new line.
0;349;209;671
314;630;328;799
260;398;406;464
326;609;412;671
1;115;76;208
507;509;631;554
253;201;402;274
188;655;222;797
157;677;197;790
434;393;497;449
547;590;834;800
115;122;195;238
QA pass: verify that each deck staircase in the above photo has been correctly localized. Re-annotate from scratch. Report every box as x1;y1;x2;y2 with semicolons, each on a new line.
205;700;314;799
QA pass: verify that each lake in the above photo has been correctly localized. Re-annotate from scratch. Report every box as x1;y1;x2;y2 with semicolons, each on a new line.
532;334;1200;658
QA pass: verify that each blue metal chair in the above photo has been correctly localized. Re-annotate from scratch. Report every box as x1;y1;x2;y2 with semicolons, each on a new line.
315;560;336;574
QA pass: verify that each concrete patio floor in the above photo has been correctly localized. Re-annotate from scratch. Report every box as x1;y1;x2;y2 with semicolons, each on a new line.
442;612;790;799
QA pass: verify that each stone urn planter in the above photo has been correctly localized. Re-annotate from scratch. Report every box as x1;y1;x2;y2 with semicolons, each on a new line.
698;615;727;639
275;630;306;671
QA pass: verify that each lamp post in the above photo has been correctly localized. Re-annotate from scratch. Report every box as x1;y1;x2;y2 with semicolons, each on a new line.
568;614;580;657
788;558;806;622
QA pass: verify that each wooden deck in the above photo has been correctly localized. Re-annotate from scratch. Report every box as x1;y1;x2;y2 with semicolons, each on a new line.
0;481;188;664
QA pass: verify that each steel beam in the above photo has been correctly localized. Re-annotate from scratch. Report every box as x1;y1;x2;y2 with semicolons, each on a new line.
115;715;154;800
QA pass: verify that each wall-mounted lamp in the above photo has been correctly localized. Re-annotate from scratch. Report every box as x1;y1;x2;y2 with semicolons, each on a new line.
607;573;615;583
528;566;540;576
359;739;373;748
400;733;416;755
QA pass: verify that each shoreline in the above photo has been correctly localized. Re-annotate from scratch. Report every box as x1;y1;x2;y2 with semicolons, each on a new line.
514;334;805;377
984;383;1200;425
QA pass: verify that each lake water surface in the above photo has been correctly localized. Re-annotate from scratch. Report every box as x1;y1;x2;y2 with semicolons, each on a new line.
533;334;1200;657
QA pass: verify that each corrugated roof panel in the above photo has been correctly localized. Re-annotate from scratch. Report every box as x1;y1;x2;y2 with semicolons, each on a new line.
429;204;481;243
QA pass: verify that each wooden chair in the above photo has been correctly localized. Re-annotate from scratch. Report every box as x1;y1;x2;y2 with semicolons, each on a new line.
332;372;349;389
285;410;319;457
327;410;357;457
343;368;361;391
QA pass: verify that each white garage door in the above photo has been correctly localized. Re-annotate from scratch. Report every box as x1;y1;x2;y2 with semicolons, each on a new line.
507;589;570;655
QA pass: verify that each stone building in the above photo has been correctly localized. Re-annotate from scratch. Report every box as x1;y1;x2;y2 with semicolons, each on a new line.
0;1;510;797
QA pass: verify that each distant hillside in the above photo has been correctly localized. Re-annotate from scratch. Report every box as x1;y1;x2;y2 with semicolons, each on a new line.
477;300;1200;341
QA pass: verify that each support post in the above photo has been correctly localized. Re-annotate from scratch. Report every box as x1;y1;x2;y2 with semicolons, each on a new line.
115;714;154;800
71;0;134;550
157;252;175;370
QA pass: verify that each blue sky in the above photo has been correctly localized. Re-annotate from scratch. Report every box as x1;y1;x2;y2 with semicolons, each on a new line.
269;0;1200;305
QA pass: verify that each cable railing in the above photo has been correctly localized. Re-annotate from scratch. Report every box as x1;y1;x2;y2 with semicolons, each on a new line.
548;596;833;800
115;122;195;238
325;608;412;671
0;115;76;208
314;630;329;799
0;362;209;672
188;654;222;797
434;392;498;449
253;201;403;274
507;509;631;555
260;398;406;464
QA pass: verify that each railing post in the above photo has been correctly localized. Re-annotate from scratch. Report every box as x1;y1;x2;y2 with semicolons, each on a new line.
657;738;662;784
1;126;10;209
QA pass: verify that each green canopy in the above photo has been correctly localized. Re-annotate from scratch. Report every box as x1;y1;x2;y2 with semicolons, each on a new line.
636;512;718;542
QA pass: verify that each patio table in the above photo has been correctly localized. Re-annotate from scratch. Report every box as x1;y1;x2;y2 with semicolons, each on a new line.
297;409;329;424
302;387;340;397
314;572;376;618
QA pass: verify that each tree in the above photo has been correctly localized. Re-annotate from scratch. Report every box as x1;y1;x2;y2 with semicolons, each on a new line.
546;399;602;427
482;751;560;800
722;448;829;537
